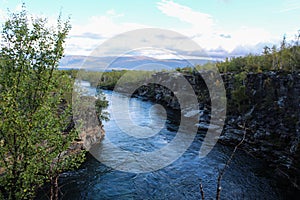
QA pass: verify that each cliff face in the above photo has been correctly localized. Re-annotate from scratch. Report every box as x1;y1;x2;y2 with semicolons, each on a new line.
72;96;105;151
221;72;300;186
222;72;300;157
119;71;300;187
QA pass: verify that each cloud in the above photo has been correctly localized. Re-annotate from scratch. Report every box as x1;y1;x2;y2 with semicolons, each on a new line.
0;0;279;58
155;0;276;55
67;11;148;55
207;46;229;58
65;0;276;57
106;9;124;18
219;34;231;39
15;3;23;12
0;8;6;23
71;32;105;40
156;0;224;53
157;0;214;34
279;0;300;12
226;27;272;50
229;42;276;57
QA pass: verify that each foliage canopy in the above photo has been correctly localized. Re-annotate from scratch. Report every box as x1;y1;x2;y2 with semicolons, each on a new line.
0;6;85;200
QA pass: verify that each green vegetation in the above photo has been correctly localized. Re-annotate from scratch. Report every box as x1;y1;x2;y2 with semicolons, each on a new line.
60;69;110;122
71;33;300;100
216;35;300;73
1;3;298;200
210;35;300;115
85;35;300;117
0;7;107;200
70;69;155;89
172;34;300;75
95;90;110;122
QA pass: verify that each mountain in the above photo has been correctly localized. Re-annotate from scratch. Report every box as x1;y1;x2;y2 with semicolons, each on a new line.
59;55;218;71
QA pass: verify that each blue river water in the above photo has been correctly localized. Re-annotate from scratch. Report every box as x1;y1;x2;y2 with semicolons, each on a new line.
43;81;284;199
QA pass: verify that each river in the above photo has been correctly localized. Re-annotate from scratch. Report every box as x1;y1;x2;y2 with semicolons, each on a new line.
52;81;282;199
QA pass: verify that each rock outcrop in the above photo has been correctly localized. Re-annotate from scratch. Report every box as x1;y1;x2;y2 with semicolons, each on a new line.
72;96;105;151
106;70;300;189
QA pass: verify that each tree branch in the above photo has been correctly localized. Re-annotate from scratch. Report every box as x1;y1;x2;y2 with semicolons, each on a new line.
216;122;247;200
199;179;205;200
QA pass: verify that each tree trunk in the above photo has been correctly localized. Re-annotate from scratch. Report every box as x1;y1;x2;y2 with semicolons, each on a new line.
50;175;59;200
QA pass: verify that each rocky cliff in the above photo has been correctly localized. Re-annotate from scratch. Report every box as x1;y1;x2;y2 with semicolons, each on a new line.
72;96;105;151
110;70;300;189
221;71;300;190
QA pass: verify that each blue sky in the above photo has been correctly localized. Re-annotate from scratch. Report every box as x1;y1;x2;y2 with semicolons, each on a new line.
0;0;299;58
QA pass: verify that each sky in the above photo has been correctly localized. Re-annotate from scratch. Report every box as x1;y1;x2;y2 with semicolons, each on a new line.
0;0;299;58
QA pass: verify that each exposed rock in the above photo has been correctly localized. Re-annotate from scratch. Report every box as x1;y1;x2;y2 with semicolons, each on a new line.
72;96;105;151
184;110;199;118
195;122;221;130
110;71;300;189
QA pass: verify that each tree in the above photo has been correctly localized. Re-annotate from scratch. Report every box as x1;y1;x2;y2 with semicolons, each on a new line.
262;46;272;71
199;124;247;200
271;45;279;70
0;6;85;200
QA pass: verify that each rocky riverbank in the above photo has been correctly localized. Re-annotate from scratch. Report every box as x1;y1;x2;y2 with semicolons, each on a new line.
101;70;300;190
71;96;105;151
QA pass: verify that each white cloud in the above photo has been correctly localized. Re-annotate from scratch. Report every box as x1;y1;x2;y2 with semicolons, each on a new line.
0;1;281;58
65;0;276;58
279;0;300;12
67;12;148;55
221;27;272;51
0;8;6;23
128;48;182;59
0;6;146;56
106;9;124;18
156;0;276;56
15;3;23;12
157;0;214;34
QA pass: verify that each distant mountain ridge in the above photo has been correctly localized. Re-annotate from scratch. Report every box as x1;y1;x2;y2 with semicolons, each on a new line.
59;55;220;71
